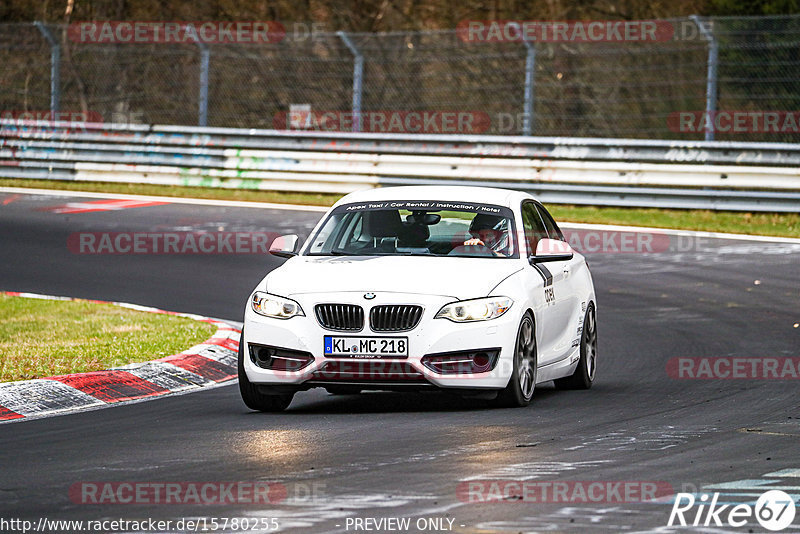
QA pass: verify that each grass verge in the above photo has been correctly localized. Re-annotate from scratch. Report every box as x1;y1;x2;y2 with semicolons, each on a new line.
2;178;798;238
0;294;216;382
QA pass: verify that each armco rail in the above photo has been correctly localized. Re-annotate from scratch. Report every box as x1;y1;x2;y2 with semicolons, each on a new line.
2;120;800;211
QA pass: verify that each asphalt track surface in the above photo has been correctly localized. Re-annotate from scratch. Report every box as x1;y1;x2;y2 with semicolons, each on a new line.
1;190;799;533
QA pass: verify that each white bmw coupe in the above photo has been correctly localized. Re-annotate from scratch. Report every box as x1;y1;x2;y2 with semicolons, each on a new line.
239;186;597;411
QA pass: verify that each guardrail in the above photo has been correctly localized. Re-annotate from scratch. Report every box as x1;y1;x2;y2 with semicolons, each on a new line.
2;120;800;212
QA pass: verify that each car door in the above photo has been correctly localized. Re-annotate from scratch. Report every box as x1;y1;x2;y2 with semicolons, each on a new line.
534;202;583;359
520;201;565;366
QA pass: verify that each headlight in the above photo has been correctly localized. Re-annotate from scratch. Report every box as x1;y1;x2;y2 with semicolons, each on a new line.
251;292;305;319
435;297;513;322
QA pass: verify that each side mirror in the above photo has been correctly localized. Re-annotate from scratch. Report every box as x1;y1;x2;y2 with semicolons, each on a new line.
269;234;300;258
529;238;574;263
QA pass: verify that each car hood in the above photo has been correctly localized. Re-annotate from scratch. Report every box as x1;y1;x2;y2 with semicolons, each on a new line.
265;255;522;301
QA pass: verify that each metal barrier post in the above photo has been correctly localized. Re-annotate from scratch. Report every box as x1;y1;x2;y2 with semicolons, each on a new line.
197;42;210;127
34;21;61;116
691;15;719;142
337;31;364;132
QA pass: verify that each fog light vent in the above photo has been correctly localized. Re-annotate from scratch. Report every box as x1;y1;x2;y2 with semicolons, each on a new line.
249;344;314;371
421;349;500;374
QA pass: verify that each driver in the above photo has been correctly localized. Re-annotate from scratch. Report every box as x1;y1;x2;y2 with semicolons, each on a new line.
463;214;510;256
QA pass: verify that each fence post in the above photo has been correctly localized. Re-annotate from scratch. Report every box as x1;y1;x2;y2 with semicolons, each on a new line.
522;38;536;136
197;42;210;127
691;15;718;142
34;21;61;117
507;22;536;136
337;31;363;132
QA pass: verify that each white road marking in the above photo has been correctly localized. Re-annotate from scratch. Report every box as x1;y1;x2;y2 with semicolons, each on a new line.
766;468;800;477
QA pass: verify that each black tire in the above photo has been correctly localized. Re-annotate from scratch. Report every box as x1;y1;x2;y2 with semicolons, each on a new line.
238;330;294;412
554;303;597;390
495;313;537;408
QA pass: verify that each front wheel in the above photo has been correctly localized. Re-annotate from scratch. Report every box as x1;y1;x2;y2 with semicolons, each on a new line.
554;303;597;390
495;313;537;407
238;330;294;412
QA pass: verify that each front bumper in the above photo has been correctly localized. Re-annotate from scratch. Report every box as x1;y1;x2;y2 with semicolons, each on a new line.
243;291;519;390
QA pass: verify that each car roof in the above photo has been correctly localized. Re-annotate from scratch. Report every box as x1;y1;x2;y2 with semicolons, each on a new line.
333;186;533;209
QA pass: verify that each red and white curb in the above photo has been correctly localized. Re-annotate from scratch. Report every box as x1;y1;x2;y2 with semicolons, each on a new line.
0;292;241;424
40;198;170;214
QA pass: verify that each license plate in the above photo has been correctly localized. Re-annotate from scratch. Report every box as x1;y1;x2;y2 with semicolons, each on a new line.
324;336;408;359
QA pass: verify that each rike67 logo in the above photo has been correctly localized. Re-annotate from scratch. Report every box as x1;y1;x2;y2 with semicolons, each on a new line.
669;490;796;531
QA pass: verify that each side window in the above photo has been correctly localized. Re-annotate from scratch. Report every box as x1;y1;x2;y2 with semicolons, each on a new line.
521;202;548;256
535;203;565;241
308;213;344;253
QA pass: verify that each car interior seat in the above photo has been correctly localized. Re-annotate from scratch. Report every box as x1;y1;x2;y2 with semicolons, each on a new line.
361;210;404;252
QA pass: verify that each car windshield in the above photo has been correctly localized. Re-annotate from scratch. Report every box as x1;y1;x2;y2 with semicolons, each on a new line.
305;200;518;258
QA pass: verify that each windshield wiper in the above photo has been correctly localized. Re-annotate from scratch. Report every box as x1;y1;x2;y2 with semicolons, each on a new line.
328;249;361;256
399;252;440;256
